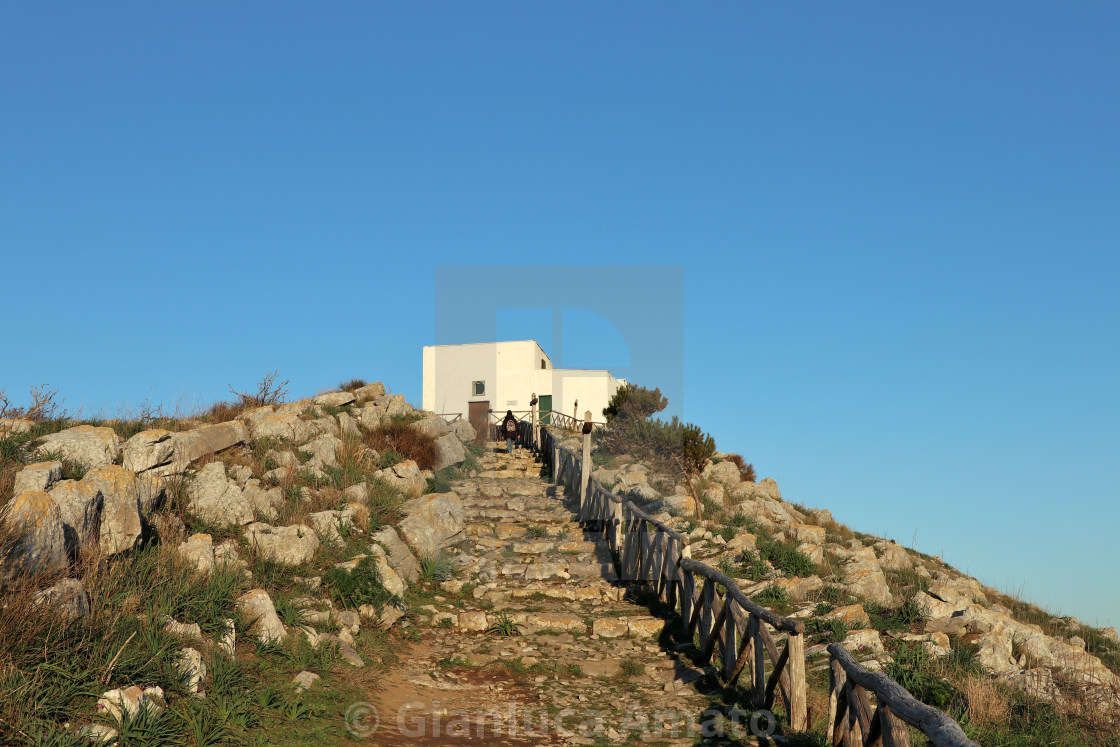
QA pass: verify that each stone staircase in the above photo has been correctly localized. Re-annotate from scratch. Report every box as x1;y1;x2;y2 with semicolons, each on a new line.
371;447;742;746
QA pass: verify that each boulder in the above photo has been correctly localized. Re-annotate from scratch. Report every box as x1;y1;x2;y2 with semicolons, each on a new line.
353;382;386;401
375;460;426;497
244;409;317;445
124;421;249;476
97;685;164;723
301;434;341;469
728;478;782;503
0;494;63;576
187;462;255;526
81;466;144;556
243;523;319;566
702;460;742;488
35;426;119;470
839;547;893;607
177;647;206;695
48;479;104;552
412;415;451;439
977;631;1018;674
14;460;63;495
875;540;913;571
237;589;287;643
824;603;871;628
370;526;420;584
337;412;361;438
432;433;465;471
841;629;887;657
34;577;90;619
367;545;406;597
398;492;464;558
242;481;283;522
450;419;477;444
313;391;355;409
788;523;826;545
356;404;384;430
176;533;217;574
0;418;33;436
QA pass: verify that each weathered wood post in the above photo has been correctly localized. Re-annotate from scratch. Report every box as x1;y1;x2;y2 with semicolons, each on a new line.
530;393;539;452
579;411;593;521
788;631;808;731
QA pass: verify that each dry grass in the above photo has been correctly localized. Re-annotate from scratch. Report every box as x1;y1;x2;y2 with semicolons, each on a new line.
963;674;1011;727
724;453;757;482
363;420;436;470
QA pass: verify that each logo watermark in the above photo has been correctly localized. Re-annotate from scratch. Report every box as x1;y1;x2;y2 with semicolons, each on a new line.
345;699;785;741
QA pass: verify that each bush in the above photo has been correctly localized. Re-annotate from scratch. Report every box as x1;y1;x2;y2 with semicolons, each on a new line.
725;453;757;482
321;556;396;610
363;420;436;470
338;378;367;392
602;383;667;421
757;538;819;578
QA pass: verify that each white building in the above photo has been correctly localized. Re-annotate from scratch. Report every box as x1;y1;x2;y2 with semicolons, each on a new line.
422;340;626;440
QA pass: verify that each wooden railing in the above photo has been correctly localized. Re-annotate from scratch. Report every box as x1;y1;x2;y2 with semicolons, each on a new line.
537;424;809;732
529;421;980;745
827;644;979;747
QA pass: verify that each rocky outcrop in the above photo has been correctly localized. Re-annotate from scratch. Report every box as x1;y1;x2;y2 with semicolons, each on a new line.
82;466;143;557
237;589;287;643
375;460;426;497
14;460;63;495
122;421;248;476
433;433;465;471
243;523;319;566
186;462;255;526
35;426;120;470
398;492;464;558
370;526;420;584
1;491;67;576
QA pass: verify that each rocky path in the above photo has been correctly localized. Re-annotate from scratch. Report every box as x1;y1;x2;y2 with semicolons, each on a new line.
368;447;738;746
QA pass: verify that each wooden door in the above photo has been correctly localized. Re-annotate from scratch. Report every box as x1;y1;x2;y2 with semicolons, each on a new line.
539;394;552;425
468;401;490;444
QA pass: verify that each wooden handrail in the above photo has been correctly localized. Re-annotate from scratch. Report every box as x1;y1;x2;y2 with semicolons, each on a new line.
536;423;808;731
827;643;980;747
679;558;803;634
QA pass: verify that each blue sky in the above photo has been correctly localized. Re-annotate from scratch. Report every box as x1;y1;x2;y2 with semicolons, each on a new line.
2;4;1117;627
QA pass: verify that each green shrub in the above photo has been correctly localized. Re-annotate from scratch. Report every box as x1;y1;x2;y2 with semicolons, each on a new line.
321;556;396;610
757;538;818;578
419;552;453;582
602;383;667;421
755;584;789;607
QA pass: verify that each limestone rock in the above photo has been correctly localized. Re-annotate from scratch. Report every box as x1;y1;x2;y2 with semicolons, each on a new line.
35;426;119;470
375;459;426;497
728;478;782;503
177;533;217;574
353;382;386;401
412;415;451;439
702;460;742;488
48;479;104;552
875;540;913;571
841;629;887;657
1;491;68;576
313;391;355;409
337;412;361;438
121;430;174;474
824;604;871;629
82;466;143;556
433;433;465;471
977;631;1017;673
244;409;317;445
237;589;287;643
14;460;63;495
368;545;406;597
788;523;826;545
0;418;33;436
242;480;283;521
839;548;893;607
370;526;420;584
243;523;319;566
33;577;89;619
301;434;341;469
97;685;164;723
450;419;476;444
124;421;249;476
187;462;255;526
398;492;464;558
177;647;207;695
292;671;321;692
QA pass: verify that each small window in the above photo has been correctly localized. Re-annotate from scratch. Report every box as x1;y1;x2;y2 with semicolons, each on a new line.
541;360;546;369
472;380;485;396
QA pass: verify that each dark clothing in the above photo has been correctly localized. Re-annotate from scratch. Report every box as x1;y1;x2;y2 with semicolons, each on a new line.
500;412;519;441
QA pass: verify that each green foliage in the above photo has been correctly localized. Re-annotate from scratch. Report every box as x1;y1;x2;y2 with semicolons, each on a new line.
884;640;961;712
617;659;645;678
805;617;851;644
602;383;667;421
757;537;819;578
755;584;789;607
425;465;459;494
320;556;395;610
419;552;453;582
486;612;524;637
525;525;550;539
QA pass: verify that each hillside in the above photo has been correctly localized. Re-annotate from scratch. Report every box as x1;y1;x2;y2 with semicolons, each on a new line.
0;379;1117;745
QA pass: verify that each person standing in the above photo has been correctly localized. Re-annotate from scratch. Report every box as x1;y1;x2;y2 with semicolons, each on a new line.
500;410;519;453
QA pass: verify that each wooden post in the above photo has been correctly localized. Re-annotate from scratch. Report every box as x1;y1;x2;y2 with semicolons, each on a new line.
552;443;560;484
579;410;592;520
787;631;808;731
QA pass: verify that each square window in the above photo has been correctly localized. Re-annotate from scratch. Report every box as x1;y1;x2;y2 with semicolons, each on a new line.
472;380;485;396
